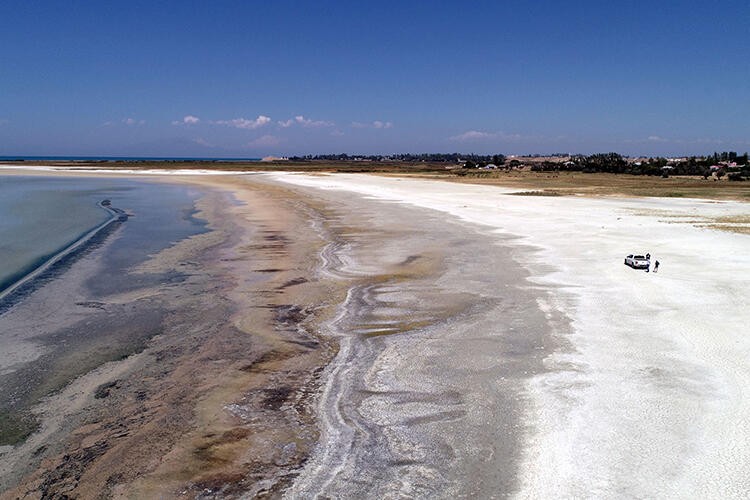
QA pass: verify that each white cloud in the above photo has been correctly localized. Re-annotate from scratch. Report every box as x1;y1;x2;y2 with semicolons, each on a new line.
122;118;145;126
449;130;522;142
331;129;345;137
278;115;333;128
450;130;492;141
215;115;271;130
352;120;393;129
694;137;727;145
192;137;213;147
625;136;732;146
684;137;750;146
247;134;282;147
172;115;200;125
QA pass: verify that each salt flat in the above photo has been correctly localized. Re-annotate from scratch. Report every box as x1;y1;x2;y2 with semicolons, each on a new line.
272;172;750;498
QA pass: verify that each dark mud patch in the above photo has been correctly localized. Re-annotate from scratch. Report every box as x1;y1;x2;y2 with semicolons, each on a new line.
94;380;120;399
284;339;320;349
277;277;308;290
273;304;308;328
75;301;107;310
261;387;294;410
238;350;298;374
399;255;422;266
38;440;110;498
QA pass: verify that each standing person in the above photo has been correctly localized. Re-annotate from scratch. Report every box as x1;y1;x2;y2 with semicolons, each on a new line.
654;260;660;273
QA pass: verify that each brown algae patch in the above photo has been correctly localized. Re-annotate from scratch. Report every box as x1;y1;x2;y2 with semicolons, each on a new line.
699;224;750;235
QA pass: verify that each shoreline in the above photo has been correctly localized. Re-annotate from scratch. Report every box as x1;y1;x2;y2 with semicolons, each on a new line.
2;167;748;496
0;171;346;497
0;200;126;310
0;178;212;451
0;169;555;497
3;163;749;202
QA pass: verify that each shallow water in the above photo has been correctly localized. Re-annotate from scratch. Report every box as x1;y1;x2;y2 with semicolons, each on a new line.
0;175;208;445
0;176;112;292
0;176;207;296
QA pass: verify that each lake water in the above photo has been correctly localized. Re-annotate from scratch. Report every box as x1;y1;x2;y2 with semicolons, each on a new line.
0;175;208;298
0;174;212;448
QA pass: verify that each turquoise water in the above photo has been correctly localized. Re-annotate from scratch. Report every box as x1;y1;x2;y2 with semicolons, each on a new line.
0;175;207;296
0;177;113;292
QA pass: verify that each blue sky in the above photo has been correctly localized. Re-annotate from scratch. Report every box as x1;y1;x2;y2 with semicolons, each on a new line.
1;0;748;157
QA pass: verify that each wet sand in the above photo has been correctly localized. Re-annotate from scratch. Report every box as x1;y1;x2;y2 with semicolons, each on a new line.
275;182;556;498
0;174;344;497
0;170;555;498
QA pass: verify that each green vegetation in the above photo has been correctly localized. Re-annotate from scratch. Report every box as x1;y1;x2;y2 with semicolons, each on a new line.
288;153;506;164
528;151;750;180
451;171;750;201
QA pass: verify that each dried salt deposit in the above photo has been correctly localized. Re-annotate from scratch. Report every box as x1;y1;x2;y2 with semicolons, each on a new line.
273;172;750;498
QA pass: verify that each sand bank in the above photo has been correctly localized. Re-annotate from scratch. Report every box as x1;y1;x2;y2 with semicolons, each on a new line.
270;172;750;498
